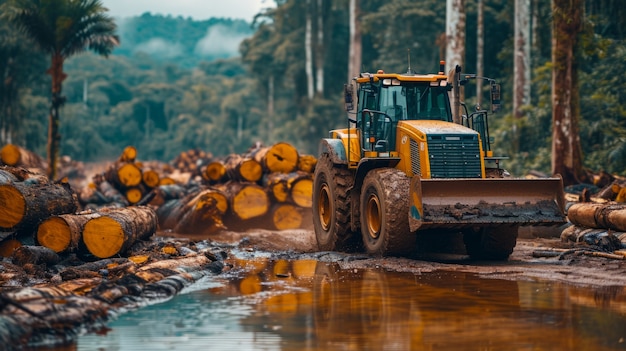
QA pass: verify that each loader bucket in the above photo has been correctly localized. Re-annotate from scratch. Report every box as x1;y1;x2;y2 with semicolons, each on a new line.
409;176;566;232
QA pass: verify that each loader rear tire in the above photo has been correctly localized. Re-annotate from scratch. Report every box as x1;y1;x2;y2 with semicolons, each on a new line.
360;168;415;257
313;154;358;251
463;225;518;260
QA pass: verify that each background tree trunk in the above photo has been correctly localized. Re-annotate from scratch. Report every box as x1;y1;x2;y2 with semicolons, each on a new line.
551;0;585;186
305;0;314;100
514;0;531;119
347;0;362;82
315;0;325;96
446;0;466;123
476;0;484;106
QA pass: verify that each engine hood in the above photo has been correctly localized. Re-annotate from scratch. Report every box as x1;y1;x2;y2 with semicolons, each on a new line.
397;120;479;136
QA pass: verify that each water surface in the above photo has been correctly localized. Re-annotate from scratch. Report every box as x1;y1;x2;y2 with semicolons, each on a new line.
63;258;626;350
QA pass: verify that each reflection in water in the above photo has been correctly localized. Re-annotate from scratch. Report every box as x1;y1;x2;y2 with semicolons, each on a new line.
67;258;626;351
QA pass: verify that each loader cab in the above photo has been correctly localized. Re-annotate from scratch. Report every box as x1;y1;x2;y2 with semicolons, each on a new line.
351;74;453;154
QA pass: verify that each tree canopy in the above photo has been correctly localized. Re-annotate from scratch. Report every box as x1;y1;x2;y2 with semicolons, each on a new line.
0;0;624;177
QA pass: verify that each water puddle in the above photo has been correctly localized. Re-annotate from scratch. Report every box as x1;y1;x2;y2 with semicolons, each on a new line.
36;257;626;350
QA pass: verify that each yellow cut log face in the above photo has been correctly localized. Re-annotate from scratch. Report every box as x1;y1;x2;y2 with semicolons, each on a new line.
231;184;269;220
290;178;313;208
0;144;20;166
271;203;302;230
0;184;25;229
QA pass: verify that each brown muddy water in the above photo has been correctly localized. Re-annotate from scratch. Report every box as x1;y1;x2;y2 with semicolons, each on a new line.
39;257;626;351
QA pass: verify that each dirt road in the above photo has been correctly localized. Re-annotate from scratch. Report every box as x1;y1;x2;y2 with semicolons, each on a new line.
195;228;626;288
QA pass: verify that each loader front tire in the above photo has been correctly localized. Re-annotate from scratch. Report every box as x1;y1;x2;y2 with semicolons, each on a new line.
360;168;415;257
463;226;518;260
313;154;357;251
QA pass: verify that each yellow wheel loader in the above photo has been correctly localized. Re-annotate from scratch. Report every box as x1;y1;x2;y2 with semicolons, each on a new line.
312;62;566;260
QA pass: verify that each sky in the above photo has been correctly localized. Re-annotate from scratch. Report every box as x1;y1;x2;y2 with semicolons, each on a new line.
100;0;273;22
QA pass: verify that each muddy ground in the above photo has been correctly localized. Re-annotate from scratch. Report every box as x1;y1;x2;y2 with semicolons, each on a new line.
190;227;626;288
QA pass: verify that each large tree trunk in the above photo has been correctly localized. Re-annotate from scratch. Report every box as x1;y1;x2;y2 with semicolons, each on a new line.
347;0;362;81
514;0;531;119
551;0;584;186
446;0;466;123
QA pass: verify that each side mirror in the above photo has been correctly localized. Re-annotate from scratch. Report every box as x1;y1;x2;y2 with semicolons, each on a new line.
491;83;501;113
344;83;354;112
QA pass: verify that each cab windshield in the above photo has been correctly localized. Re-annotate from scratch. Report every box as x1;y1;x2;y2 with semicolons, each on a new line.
376;82;452;122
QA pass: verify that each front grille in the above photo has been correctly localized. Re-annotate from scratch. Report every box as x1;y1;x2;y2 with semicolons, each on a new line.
410;139;421;176
427;134;481;178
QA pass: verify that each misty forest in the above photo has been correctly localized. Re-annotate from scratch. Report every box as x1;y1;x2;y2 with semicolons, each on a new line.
1;0;625;182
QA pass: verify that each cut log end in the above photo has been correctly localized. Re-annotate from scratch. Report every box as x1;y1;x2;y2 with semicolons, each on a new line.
272;204;303;230
232;185;269;220
0;184;26;229
0;144;20;166
0;239;22;257
291;178;313;208
83;217;125;259
265;143;299;173
37;217;72;253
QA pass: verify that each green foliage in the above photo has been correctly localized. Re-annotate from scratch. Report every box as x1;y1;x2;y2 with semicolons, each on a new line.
1;0;625;178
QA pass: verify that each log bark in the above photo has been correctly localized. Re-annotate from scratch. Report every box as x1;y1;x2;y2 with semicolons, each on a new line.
82;206;158;259
0;181;77;232
11;245;61;266
36;211;101;253
568;203;626;232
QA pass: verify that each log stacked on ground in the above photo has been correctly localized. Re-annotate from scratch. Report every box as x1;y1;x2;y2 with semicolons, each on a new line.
37;206;158;259
0;176;78;234
562;202;626;251
77;142;317;233
0;144;46;170
82;206;158;259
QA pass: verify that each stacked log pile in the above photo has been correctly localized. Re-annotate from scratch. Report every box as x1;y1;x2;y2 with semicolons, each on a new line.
67;142;316;235
158;142;317;234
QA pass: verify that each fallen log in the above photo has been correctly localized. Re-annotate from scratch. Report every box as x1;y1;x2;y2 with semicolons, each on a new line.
203;160;227;183
118;145;137;163
224;154;263;183
567;202;626;232
269;203;304;230
252;142;300;173
11;245;61;266
297;154;317;173
36;211;102;253
560;225;625;251
0;238;22;257
156;188;228;234
82;206;158;259
218;182;269;220
0;144;45;169
0;181;78;232
149;184;188;207
264;171;313;207
104;162;143;189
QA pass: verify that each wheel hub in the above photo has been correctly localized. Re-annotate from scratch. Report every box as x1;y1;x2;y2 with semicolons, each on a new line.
318;183;331;231
365;194;381;239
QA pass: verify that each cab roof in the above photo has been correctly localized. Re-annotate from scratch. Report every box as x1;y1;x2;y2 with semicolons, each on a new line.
355;70;449;84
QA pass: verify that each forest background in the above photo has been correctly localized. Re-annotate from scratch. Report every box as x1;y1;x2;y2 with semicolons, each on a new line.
1;0;625;178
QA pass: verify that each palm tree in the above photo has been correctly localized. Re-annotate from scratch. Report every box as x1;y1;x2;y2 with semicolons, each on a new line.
3;0;119;179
